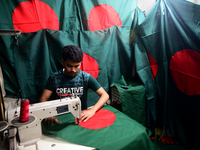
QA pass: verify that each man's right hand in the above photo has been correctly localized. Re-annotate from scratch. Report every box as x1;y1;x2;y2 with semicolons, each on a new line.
44;116;61;126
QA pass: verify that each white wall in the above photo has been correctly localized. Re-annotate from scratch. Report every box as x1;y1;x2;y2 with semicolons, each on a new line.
138;0;200;16
187;0;200;4
138;0;157;15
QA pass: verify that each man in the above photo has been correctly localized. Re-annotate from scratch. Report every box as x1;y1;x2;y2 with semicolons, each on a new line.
40;45;109;125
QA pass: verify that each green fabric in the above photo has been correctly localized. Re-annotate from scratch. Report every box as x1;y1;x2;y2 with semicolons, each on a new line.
0;35;21;98
0;0;81;31
2;0;200;149
0;0;137;106
77;0;138;30
111;75;146;126
132;7;158;129
137;0;167;128
42;105;159;150
0;27;133;105
163;0;200;149
133;0;200;149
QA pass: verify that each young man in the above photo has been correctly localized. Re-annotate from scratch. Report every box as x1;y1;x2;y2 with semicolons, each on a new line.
40;45;109;125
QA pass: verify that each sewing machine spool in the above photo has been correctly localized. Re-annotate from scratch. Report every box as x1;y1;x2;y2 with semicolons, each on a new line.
0;121;8;132
11;115;36;126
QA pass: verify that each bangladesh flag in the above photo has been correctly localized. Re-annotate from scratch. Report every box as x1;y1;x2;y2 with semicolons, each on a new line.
42;105;159;150
0;0;137;107
134;0;200;149
76;0;137;31
163;0;200;149
133;0;166;129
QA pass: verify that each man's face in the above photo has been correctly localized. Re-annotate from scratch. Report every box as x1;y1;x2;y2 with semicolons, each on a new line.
62;59;81;77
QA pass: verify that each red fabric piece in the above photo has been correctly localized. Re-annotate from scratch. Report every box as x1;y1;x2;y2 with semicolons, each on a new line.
80;53;99;79
88;4;122;31
147;53;158;81
161;137;175;144
12;0;59;33
170;49;200;95
76;109;116;129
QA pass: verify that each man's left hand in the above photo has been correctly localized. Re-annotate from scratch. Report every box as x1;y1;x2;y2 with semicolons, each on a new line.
79;109;95;122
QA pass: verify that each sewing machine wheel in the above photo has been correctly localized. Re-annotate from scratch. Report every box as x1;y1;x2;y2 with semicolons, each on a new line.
0;121;8;132
11;115;36;126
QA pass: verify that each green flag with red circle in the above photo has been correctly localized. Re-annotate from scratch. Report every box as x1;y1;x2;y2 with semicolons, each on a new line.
0;0;137;107
134;0;200;149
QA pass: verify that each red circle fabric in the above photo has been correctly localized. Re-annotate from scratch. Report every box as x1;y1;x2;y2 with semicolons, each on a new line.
170;49;200;95
89;4;122;31
80;53;99;79
12;0;59;33
77;109;116;129
147;53;158;81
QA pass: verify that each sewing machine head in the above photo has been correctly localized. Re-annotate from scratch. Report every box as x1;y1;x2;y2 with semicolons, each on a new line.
6;96;81;146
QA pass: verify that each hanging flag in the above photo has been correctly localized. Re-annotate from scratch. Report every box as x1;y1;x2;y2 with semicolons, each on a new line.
134;0;200;149
163;0;200;149
133;0;166;129
0;0;136;106
76;0;137;31
79;26;133;106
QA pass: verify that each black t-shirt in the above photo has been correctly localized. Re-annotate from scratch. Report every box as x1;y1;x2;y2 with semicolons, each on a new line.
45;69;101;109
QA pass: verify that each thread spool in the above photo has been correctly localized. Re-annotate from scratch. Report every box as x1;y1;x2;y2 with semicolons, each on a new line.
20;99;29;122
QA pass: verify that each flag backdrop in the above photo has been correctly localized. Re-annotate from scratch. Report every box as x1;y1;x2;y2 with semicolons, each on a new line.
0;0;137;106
164;0;200;149
133;0;200;149
134;0;171;131
1;0;200;149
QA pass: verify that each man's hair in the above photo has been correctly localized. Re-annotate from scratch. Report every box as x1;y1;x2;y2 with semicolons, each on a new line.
63;45;83;62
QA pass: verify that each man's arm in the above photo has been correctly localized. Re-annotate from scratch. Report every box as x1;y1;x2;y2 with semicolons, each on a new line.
39;89;60;125
90;87;109;113
39;89;53;102
79;87;109;122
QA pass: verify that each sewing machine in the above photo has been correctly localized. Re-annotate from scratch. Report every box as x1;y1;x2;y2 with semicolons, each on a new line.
3;96;95;150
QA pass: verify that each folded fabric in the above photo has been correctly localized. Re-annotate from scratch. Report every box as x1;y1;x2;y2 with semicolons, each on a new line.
111;75;146;126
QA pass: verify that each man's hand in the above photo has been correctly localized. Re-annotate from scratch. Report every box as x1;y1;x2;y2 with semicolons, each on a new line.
44;116;61;126
78;87;109;123
79;109;95;122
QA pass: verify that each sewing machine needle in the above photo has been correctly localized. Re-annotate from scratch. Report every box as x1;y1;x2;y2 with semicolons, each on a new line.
77;118;79;125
